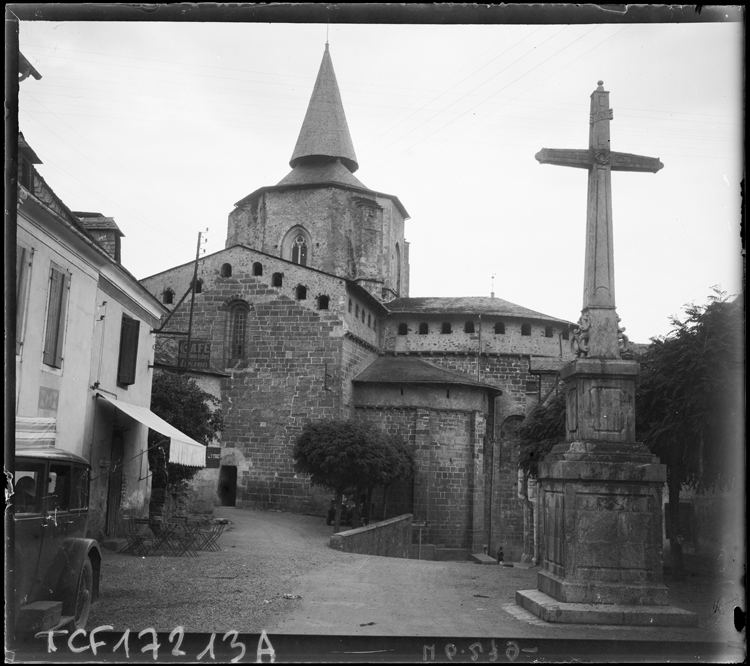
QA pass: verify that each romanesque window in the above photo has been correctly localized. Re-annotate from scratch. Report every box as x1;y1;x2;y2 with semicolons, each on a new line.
348;299;352;313
521;323;531;336
398;323;408;335
296;285;307;300
252;262;263;276
419;322;428;335
494;322;505;334
361;310;366;323
464;321;475;334
317;295;329;310
562;328;570;341
272;272;283;287
221;263;232;277
441;322;452;334
355;304;359;318
292;235;308;266
192;279;203;294
545;326;553;338
229;302;249;360
163;288;174;305
367;314;371;328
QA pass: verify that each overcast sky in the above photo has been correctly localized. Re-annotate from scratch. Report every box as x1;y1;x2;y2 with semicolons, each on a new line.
16;9;743;343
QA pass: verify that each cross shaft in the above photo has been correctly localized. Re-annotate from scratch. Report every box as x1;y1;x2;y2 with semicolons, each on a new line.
536;81;663;358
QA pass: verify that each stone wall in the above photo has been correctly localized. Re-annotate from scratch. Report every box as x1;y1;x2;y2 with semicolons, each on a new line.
329;514;413;558
225;186;408;300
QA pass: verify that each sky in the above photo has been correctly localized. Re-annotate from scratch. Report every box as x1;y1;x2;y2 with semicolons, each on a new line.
14;7;744;344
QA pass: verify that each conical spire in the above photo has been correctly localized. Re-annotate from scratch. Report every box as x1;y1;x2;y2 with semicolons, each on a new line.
289;44;359;173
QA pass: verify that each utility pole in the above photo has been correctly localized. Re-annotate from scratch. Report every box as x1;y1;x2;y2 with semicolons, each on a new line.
183;230;206;372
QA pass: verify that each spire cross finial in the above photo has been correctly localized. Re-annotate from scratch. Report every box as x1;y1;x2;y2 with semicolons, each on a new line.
534;82;663;358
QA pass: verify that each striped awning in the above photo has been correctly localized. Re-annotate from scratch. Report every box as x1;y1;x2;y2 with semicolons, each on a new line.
97;394;206;467
15;416;57;448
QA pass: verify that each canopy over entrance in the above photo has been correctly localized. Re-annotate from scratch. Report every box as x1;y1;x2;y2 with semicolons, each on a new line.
98;394;206;467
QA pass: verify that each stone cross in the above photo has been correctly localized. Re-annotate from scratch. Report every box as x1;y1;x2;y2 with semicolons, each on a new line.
535;81;663;358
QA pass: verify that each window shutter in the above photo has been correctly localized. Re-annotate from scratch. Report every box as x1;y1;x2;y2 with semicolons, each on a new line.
117;316;140;385
16;246;28;353
43;266;67;367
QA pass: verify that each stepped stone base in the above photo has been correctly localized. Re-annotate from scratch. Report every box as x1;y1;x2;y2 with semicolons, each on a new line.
469;552;498;565
516;589;698;627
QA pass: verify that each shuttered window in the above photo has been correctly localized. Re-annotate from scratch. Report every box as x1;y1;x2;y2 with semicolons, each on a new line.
16;245;33;354
117;315;140;386
42;265;69;368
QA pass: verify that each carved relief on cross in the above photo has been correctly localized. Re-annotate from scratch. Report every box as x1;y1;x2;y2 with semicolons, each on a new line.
535;81;663;358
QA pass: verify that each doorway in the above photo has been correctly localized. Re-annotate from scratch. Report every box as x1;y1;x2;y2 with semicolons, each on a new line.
218;465;237;506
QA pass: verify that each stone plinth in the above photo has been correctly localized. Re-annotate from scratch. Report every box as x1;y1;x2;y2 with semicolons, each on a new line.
517;358;698;626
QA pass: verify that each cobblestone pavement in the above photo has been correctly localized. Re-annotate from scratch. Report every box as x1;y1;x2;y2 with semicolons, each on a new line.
73;506;744;662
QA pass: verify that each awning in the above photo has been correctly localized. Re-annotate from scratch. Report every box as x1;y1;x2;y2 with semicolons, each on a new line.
15;416;56;448
97;394;206;467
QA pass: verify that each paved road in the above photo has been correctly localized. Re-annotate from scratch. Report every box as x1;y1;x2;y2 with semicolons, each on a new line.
80;506;743;660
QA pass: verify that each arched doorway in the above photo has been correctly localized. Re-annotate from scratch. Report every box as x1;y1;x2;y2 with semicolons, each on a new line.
218;465;237;506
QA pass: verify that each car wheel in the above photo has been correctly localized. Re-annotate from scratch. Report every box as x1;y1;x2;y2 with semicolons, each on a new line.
72;559;93;630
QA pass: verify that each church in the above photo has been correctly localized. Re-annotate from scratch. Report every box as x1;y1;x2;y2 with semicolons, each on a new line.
140;44;575;560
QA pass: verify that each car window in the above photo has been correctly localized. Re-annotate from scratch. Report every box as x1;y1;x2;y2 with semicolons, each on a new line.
14;464;44;514
70;466;89;510
46;464;71;512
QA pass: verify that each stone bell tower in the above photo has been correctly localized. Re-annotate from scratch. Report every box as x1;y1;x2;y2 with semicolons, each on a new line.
226;43;410;302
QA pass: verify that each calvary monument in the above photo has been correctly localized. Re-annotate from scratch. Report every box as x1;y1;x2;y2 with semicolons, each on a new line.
516;82;697;626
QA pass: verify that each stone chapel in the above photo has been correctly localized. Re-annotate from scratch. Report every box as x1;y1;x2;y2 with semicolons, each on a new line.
140;44;576;560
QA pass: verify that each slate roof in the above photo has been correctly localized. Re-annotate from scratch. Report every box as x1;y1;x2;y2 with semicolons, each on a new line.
353;355;502;394
386;296;574;324
75;212;124;236
276;160;369;189
290;44;358;173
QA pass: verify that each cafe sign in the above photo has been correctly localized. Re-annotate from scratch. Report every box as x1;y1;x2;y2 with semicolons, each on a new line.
177;339;211;370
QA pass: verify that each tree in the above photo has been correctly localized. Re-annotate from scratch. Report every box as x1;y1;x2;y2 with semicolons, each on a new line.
636;289;744;576
148;371;224;517
517;390;566;478
293;419;415;532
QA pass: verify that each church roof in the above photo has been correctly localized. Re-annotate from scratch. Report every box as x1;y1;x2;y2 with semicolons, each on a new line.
353;355;502;394
290;44;359;173
276;159;368;189
386;296;573;324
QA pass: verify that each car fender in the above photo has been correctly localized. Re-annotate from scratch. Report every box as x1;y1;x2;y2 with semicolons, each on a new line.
42;538;102;607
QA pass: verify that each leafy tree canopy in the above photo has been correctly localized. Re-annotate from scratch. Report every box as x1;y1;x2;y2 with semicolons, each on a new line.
636;289;744;493
149;370;224;486
293;419;415;496
517;390;566;478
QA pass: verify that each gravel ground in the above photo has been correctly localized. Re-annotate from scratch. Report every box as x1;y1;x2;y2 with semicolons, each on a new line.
88;507;348;633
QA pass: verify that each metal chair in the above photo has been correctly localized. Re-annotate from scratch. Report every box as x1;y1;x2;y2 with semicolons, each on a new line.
123;516;152;555
196;520;226;552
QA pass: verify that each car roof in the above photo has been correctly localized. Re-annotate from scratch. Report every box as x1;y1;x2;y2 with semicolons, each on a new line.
15;447;91;467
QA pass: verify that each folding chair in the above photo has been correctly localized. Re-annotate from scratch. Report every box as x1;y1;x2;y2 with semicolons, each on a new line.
196;521;226;552
123;516;152;555
169;517;201;557
141;517;174;555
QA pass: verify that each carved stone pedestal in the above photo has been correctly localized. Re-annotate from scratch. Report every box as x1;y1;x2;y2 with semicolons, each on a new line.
516;359;698;626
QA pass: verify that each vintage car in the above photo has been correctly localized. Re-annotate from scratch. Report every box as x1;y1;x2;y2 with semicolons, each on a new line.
12;447;102;636
326;497;355;526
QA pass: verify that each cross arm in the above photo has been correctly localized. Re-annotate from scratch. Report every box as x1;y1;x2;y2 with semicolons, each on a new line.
535;148;591;169
610;151;663;173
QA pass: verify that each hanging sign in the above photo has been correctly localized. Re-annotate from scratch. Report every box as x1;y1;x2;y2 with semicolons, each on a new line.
177;339;211;370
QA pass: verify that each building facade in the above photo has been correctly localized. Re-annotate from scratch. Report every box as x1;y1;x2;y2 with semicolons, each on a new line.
15;133;172;540
140;45;576;558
